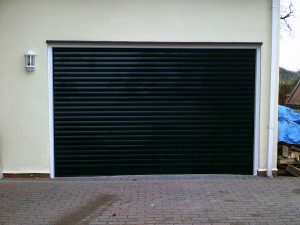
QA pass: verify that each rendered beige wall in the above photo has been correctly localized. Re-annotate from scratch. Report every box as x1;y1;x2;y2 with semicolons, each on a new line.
0;0;279;174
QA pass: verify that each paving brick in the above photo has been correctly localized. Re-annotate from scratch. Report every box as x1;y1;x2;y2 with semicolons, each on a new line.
0;175;299;224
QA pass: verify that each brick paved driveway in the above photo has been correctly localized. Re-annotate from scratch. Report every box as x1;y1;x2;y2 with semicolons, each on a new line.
0;175;299;225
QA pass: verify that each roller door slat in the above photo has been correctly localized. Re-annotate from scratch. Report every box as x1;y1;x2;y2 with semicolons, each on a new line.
53;47;255;176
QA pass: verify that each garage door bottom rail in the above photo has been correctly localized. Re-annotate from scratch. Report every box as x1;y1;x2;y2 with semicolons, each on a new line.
55;165;253;177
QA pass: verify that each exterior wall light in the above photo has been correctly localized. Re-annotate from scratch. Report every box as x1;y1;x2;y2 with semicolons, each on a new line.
25;50;36;72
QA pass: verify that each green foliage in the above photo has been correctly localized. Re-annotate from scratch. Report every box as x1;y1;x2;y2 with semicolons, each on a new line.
279;68;300;104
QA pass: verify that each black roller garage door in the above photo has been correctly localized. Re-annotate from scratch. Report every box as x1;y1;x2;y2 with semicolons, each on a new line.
53;46;256;176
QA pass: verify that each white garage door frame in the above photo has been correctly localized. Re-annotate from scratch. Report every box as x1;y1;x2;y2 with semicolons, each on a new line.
47;42;261;178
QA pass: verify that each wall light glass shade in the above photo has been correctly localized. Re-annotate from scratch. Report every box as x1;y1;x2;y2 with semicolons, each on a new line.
25;50;36;72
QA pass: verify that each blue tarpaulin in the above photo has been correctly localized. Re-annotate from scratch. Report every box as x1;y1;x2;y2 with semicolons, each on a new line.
278;105;300;145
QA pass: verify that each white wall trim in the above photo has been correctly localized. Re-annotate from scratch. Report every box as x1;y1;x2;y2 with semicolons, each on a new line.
258;168;278;172
253;47;261;175
48;46;55;178
47;42;261;177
